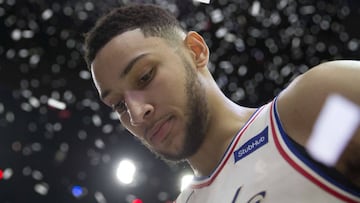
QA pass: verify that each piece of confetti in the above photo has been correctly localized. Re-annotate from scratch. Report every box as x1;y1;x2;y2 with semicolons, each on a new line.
194;0;210;4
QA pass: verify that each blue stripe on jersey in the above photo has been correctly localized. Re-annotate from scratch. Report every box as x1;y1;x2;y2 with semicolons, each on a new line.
273;97;360;197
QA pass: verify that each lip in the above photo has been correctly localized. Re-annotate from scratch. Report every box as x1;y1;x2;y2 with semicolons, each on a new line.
146;116;173;145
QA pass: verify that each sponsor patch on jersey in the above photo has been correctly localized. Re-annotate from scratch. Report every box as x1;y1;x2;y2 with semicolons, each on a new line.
234;127;268;163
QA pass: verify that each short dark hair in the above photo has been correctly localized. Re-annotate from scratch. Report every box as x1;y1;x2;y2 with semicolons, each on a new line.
83;4;185;69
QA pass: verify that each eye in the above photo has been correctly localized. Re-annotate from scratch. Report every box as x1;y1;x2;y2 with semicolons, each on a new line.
112;101;127;113
139;68;155;86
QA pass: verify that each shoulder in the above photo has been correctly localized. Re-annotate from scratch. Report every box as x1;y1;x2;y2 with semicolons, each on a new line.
276;60;360;145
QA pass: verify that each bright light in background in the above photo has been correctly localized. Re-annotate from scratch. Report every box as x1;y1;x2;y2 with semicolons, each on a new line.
132;199;143;203
72;185;86;198
180;174;194;191
307;94;360;166
116;159;136;184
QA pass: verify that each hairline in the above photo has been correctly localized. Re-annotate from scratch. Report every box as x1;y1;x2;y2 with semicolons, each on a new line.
88;26;186;71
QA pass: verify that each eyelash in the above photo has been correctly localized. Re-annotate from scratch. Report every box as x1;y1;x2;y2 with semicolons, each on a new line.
113;67;155;113
139;67;155;86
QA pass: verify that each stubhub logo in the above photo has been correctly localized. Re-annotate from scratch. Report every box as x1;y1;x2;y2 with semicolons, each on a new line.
234;127;268;163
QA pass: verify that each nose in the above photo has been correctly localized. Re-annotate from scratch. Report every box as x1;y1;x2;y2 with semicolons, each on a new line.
124;91;154;126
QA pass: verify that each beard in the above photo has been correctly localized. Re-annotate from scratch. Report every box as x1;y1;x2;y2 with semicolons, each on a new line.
163;59;209;161
143;55;210;164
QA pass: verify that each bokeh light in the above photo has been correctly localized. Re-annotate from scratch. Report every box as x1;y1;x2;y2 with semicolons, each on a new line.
180;174;194;192
132;198;143;203
116;159;136;185
71;185;85;198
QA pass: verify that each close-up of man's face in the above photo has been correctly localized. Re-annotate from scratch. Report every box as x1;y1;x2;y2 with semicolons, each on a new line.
2;1;360;202
91;29;210;162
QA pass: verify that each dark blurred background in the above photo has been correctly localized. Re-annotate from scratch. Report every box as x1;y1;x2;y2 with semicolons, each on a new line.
0;0;359;202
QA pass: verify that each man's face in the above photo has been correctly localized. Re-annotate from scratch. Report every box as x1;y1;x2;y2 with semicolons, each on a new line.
91;29;209;161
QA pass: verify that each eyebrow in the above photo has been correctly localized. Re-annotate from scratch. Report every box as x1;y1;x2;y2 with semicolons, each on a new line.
100;53;149;101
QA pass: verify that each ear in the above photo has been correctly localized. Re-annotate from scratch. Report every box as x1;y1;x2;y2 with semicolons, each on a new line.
184;31;209;69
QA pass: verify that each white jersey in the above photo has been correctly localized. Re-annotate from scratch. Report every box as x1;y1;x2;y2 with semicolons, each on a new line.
176;99;360;203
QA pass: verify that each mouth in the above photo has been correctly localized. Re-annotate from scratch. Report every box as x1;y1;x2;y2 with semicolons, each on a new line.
146;116;174;146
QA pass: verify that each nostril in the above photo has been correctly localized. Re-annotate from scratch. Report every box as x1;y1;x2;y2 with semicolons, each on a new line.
144;110;151;116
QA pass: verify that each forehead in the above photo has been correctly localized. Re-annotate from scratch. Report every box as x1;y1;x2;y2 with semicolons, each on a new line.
90;29;177;97
92;28;163;66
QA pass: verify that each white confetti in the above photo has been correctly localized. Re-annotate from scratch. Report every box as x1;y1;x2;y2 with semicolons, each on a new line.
3;168;13;180
34;182;49;196
95;139;105;149
94;191;107;203
32;170;43;181
47;98;66;110
194;0;210;4
250;1;261;16
41;9;53;20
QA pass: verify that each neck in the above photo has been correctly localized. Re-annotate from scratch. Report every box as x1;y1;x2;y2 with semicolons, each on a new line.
187;84;256;177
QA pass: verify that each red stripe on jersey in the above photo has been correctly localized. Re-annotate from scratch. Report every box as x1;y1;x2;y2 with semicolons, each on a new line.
191;106;265;189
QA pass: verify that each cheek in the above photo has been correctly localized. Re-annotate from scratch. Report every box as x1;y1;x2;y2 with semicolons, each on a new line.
152;68;187;101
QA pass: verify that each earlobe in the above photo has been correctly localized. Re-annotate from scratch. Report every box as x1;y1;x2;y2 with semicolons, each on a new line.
184;31;209;69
